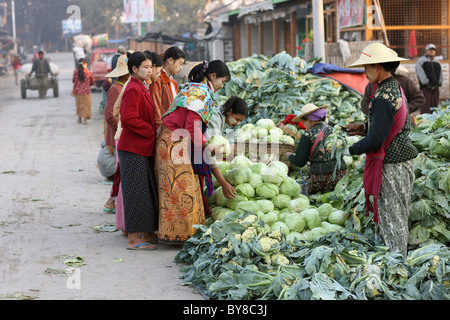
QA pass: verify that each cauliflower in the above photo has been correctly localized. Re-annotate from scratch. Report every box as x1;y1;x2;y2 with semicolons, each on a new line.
271;254;290;265
243;214;258;225
241;227;258;241
259;237;279;252
268;229;282;240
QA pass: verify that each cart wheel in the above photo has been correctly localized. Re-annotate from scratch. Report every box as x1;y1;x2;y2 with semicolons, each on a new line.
53;80;59;97
20;79;26;99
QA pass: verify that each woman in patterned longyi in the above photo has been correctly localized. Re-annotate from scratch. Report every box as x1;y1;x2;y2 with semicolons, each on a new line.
72;58;95;125
155;60;236;244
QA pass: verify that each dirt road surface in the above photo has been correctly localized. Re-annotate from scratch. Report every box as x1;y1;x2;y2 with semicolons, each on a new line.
0;52;202;300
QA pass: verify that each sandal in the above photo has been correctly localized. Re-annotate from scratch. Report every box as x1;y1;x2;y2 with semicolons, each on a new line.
127;242;156;251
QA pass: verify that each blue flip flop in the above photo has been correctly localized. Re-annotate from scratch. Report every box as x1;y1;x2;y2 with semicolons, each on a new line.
127;243;157;251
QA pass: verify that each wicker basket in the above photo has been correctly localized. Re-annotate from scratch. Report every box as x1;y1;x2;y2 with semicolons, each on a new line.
234;141;295;166
278;123;302;141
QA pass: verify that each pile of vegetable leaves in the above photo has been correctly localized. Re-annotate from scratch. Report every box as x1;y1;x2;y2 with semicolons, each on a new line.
175;211;450;300
216;52;365;126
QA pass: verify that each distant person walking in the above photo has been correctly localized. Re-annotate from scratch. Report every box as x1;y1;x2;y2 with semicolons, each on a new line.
416;43;443;113
11;54;22;85
72;58;95;124
29;50;52;99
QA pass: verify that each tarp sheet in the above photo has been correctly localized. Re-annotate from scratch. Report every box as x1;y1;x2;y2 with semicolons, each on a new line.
308;62;369;95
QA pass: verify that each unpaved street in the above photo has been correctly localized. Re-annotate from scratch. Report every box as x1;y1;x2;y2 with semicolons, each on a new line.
0;52;202;300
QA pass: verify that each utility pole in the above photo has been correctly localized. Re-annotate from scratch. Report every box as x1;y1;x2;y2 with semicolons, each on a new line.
312;0;325;61
137;0;141;36
11;0;17;53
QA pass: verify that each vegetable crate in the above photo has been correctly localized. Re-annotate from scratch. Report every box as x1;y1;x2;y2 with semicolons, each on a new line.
235;142;295;167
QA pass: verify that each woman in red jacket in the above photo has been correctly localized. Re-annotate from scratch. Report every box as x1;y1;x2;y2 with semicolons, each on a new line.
117;51;159;251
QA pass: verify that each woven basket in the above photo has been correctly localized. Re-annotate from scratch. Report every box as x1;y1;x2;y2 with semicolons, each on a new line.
235;141;295;166
278;123;302;141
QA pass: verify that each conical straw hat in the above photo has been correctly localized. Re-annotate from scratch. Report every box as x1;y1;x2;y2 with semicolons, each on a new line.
346;43;408;68
106;54;129;78
293;103;327;122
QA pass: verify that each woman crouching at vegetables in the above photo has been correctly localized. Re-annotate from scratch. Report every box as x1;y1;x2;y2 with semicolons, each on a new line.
206;95;249;160
285;103;347;194
155;60;237;244
344;43;418;257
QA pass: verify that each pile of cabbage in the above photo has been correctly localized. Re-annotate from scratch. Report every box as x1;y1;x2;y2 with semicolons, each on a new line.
215;51;365;126
208;156;356;245
234;119;296;146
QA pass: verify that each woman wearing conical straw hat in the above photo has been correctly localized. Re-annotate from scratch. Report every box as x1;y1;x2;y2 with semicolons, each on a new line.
344;43;418;257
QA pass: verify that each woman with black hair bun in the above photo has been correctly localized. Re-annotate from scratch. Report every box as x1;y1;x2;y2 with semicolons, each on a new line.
155;60;235;245
116;51;160;251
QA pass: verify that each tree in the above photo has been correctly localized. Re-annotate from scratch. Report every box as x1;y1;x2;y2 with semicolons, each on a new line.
152;0;207;35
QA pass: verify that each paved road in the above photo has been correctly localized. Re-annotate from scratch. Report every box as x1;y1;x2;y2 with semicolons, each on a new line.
0;52;202;300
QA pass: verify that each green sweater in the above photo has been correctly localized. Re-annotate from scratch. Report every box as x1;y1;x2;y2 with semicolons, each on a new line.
289;122;347;174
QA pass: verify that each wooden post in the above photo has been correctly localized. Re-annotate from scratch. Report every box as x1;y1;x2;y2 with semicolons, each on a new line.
273;19;279;54
246;23;252;56
365;0;373;40
258;21;264;55
233;23;241;60
290;12;297;56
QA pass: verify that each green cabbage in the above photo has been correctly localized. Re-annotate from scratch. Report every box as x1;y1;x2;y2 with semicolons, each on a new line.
328;210;347;226
226;194;248;210
261;166;287;186
216;161;231;174
317;203;334;221
250;162;268;175
270;221;290;235
214;186;228;207
287;196;310;212
285;213;306;233
271;194;291;209
255;127;268;138
226;165;252;186
235;183;255;198
286;231;306;243
256;119;275;130
211;207;233;221
279;135;295;145
301;208;322;229
208;135;231;157
321;221;343;233
236;201;260;214
307;227;328;241
261;212;278;225
256;199;275;213
231;155;252;168
248;173;263;189
278;210;291;222
256;183;279;199
268;161;289;174
279;177;301;197
240;123;255;131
